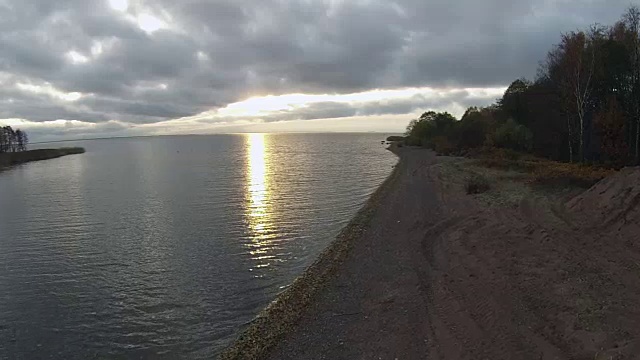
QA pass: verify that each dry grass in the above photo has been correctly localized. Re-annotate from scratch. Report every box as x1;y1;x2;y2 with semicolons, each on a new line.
465;147;541;162
465;174;491;194
531;162;614;188
470;147;615;189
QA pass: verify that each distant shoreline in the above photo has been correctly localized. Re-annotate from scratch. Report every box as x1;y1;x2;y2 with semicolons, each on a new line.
0;147;85;170
30;132;402;145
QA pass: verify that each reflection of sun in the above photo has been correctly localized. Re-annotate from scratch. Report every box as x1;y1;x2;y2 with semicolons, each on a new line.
246;133;275;269
248;133;267;222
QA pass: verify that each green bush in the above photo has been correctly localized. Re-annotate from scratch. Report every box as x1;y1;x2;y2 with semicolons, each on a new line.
491;119;533;152
456;118;488;149
405;111;457;148
405;136;422;146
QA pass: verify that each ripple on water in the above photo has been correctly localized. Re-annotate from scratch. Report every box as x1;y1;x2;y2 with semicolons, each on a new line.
0;134;397;358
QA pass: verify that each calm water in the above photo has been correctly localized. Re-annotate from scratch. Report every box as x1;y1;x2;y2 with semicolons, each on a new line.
0;133;396;359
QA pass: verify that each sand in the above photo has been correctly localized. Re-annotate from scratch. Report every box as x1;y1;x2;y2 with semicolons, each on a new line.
222;147;640;360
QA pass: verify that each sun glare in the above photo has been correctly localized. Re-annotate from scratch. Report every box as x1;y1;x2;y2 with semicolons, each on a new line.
137;14;166;33
247;133;268;221
108;0;128;12
245;133;277;271
218;94;333;117
66;51;89;64
215;87;508;118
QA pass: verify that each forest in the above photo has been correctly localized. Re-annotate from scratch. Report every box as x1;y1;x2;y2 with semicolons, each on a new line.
405;6;640;167
0;126;29;153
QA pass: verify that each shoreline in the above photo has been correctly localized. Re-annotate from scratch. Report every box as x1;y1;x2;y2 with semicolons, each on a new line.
222;146;640;359
219;146;403;359
0;148;85;170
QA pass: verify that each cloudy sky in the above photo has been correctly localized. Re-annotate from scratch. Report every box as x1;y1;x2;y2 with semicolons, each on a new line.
0;0;635;142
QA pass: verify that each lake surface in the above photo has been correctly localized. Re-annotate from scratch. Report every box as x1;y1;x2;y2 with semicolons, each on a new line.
0;133;397;359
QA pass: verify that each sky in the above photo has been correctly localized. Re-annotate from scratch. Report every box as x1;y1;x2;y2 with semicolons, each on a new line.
0;0;637;142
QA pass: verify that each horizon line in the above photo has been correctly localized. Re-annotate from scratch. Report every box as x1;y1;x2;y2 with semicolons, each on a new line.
30;130;401;144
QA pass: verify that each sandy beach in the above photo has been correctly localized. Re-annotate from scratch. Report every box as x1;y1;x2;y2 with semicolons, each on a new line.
222;146;640;359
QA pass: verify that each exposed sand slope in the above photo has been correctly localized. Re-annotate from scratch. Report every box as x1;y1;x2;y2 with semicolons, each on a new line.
423;162;640;359
568;167;640;238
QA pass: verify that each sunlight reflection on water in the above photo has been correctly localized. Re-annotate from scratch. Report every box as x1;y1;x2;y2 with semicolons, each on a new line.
245;134;277;272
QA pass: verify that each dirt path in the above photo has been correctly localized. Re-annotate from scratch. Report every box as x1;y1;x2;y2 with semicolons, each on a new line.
250;148;640;359
268;148;444;359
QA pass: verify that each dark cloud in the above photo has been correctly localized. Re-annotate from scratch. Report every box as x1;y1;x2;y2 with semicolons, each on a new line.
0;0;636;139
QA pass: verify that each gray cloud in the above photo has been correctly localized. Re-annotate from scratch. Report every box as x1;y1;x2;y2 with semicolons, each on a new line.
0;0;636;140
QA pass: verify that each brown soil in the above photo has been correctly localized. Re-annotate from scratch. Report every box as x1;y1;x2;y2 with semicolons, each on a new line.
225;148;640;360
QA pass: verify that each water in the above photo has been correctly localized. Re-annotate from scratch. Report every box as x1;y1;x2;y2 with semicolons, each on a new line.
0;133;397;359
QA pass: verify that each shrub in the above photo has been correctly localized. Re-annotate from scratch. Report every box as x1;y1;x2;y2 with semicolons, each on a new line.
465;174;491;194
433;136;456;155
491;118;533;152
404;111;457;148
456;116;489;149
405;136;422;146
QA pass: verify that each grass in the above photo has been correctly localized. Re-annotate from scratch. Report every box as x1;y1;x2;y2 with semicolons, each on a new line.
531;162;613;188
436;146;615;208
465;174;491;194
469;147;614;189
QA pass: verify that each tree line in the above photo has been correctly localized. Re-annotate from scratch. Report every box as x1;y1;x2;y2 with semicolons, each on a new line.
0;126;29;153
406;6;640;166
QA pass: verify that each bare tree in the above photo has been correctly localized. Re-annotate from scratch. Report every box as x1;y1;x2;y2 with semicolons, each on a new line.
0;127;6;153
21;131;29;151
15;130;25;151
543;41;578;161
0;126;29;153
558;27;604;162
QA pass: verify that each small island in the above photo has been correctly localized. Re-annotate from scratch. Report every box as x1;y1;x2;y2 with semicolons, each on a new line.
0;125;85;170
